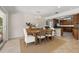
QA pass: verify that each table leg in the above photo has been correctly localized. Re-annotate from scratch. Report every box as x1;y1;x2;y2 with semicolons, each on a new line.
35;36;39;45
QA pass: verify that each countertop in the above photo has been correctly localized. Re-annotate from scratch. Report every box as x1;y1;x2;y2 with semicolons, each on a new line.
56;25;74;28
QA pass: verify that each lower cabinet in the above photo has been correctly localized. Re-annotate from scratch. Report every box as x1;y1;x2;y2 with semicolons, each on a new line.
55;28;61;36
72;29;79;40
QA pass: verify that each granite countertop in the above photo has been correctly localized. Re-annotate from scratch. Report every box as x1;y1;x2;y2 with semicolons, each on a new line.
57;25;74;28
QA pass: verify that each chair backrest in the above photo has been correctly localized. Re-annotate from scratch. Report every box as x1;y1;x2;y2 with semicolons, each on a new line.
23;28;28;43
50;28;55;36
45;29;52;35
50;27;55;30
37;29;46;36
23;28;27;37
23;28;35;43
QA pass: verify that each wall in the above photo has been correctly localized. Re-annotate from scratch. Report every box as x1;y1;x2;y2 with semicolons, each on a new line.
8;13;46;38
24;15;46;28
8;13;25;38
8;8;79;39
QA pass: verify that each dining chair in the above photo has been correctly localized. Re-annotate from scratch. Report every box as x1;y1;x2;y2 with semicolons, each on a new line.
23;28;35;46
45;28;55;40
37;30;46;44
45;30;52;40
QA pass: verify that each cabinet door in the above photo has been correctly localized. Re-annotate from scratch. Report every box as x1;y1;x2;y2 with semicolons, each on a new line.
73;29;78;40
73;14;79;24
60;20;72;32
72;14;79;40
78;29;79;40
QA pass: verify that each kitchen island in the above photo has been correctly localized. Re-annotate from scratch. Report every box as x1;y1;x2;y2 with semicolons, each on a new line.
56;25;74;36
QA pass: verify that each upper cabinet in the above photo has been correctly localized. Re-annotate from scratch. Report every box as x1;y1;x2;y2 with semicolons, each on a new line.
72;14;79;24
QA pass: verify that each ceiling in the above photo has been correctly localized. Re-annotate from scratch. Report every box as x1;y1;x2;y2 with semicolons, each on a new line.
4;6;79;17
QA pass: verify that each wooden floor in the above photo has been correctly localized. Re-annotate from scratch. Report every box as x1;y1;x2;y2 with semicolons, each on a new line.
20;38;66;53
54;32;79;53
0;32;79;53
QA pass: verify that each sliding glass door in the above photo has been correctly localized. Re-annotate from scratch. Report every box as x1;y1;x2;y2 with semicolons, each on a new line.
0;17;3;44
0;8;8;48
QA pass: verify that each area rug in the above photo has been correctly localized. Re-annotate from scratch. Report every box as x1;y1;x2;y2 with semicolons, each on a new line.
20;39;66;53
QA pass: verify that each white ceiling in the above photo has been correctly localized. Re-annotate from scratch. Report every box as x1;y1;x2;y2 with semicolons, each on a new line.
4;6;79;17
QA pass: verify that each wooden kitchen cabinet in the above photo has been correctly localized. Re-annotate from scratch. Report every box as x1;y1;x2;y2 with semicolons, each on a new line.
72;14;79;40
60;20;72;32
72;29;78;40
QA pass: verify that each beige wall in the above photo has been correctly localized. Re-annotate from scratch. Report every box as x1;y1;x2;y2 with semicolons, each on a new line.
8;13;46;38
24;15;46;27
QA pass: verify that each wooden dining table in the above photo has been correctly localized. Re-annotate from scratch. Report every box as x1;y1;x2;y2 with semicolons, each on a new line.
26;28;55;44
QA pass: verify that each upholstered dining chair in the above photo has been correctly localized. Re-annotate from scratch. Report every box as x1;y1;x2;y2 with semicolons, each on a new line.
23;28;35;46
37;30;46;44
51;27;56;36
45;30;52;40
45;28;55;40
51;28;57;40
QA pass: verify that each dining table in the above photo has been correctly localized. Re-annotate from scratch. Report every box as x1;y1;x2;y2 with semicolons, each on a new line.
26;27;55;44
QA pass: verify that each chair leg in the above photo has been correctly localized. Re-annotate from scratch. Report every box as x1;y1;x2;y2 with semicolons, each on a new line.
45;38;47;42
24;41;28;47
46;37;48;41
51;36;53;40
52;36;54;40
46;37;49;41
26;43;27;47
39;39;41;44
47;38;49;41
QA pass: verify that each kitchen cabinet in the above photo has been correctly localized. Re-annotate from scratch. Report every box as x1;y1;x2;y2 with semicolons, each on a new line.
60;20;73;32
72;29;79;40
72;14;79;40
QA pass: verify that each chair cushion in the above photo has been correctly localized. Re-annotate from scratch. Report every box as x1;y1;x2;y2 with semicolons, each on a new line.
25;35;35;43
37;36;45;39
46;34;52;37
